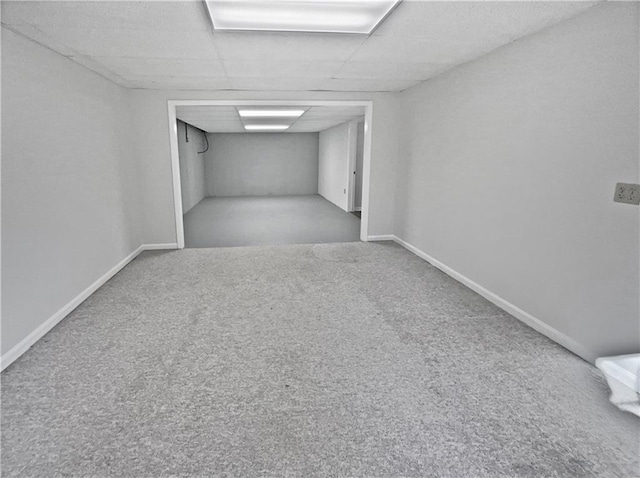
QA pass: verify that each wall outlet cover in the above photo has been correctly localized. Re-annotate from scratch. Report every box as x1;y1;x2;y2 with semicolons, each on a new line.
614;183;640;205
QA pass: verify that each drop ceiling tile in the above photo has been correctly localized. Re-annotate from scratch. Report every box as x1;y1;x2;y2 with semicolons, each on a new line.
296;121;359;132
177;108;239;120
177;106;238;115
228;77;327;91
178;110;240;123
201;125;245;133
287;125;325;133
349;34;499;65
373;1;599;43
300;113;360;123
224;60;342;79
288;119;350;132
322;78;421;93
180;121;244;133
128;77;232;90
32;26;219;59
3;0;602;95
335;61;452;80
214;31;365;62
181;114;239;120
91;57;225;78
179;115;240;123
2;0;211;31
372;2;510;41
303;106;365;118
182;118;240;125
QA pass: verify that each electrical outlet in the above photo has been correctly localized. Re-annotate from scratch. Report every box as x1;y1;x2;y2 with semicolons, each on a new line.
614;183;640;205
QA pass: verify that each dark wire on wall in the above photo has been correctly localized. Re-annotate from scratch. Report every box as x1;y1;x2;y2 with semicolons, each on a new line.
198;131;209;154
181;120;208;153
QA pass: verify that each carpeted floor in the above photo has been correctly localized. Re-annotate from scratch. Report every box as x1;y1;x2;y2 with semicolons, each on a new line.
183;195;361;248
1;242;638;477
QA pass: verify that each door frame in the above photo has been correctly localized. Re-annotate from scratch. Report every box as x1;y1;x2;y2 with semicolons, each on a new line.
167;99;374;248
346;118;365;213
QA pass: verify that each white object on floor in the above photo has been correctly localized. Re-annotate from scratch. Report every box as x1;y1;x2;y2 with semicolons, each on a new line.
596;354;640;416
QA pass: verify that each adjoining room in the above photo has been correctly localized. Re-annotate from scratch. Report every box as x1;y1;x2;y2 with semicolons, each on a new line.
174;104;366;248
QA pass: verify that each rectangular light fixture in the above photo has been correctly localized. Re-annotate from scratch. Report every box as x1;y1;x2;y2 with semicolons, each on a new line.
204;0;402;35
244;124;291;131
238;109;306;118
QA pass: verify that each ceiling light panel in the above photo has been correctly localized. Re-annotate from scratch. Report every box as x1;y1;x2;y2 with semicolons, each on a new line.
244;124;291;131
204;0;402;34
238;109;306;118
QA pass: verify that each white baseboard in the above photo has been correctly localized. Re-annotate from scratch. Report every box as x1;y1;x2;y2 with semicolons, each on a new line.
355;207;362;212
142;243;179;251
2;237;593;370
367;235;395;241
391;235;595;363
0;242;180;371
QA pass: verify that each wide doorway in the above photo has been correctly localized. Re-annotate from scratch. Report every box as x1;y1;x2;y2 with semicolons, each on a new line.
169;101;371;248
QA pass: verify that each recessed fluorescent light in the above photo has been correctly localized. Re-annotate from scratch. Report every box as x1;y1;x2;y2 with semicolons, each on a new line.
244;124;291;131
204;0;401;35
238;109;306;118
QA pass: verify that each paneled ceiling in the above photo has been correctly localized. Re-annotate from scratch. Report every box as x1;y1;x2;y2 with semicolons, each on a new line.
176;105;365;133
2;0;600;92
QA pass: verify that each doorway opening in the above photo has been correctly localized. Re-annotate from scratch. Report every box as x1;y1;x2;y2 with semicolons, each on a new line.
168;100;373;248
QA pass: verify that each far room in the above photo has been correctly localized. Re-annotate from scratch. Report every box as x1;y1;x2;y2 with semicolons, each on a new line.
173;103;368;248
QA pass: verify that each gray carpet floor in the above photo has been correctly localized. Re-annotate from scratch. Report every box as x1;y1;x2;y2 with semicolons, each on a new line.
1;242;638;477
183;195;361;248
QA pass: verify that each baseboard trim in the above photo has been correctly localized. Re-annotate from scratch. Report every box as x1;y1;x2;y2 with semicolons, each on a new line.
367;235;395;241
2;237;593;369
355;207;362;212
391;235;595;363
142;243;179;250
0;242;180;371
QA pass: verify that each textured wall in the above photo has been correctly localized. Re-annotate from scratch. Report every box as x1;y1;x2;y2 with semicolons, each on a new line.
1;28;143;355
318;121;358;212
204;133;319;197
177;120;206;213
394;3;640;361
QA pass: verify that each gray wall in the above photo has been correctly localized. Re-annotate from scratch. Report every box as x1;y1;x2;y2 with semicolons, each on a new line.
128;90;399;243
394;2;640;362
1;28;143;355
204;133;319;197
177;120;206;213
318;121;357;211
